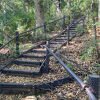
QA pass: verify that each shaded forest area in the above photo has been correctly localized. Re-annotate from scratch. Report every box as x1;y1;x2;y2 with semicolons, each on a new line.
0;0;99;74
0;0;100;100
0;0;99;42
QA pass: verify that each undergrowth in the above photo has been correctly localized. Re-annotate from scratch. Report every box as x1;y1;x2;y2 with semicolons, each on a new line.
79;38;100;75
80;39;97;61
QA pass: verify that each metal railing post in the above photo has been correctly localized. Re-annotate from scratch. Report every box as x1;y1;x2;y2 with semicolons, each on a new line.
66;26;69;45
83;18;85;33
44;22;47;40
16;31;19;56
69;15;70;25
62;15;65;30
45;41;50;73
88;75;100;100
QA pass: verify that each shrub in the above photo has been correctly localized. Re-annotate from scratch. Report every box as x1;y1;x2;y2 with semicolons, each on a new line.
76;25;84;36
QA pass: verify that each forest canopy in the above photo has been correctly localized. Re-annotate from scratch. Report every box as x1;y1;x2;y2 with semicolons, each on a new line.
0;0;99;44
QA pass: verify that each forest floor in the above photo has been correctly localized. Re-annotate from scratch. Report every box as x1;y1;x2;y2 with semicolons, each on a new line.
0;33;99;100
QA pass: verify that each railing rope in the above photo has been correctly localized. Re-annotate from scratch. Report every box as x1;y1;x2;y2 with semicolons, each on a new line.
16;31;20;56
45;41;50;73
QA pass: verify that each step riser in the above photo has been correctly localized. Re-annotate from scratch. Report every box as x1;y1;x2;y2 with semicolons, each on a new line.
69;30;77;32
50;45;61;48
21;54;46;58
31;50;46;53
50;42;64;44
60;36;67;37
65;32;77;34
70;32;77;34
70;26;77;28
1;69;41;76
0;77;73;94
13;60;42;65
55;38;67;40
69;28;76;30
14;63;41;66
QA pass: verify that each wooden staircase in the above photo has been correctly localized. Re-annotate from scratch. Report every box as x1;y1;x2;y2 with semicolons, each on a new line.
0;18;84;94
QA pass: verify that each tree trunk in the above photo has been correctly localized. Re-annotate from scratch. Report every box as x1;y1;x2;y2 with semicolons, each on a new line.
53;0;62;17
98;0;100;21
97;0;100;61
1;1;8;42
91;0;100;59
33;0;44;27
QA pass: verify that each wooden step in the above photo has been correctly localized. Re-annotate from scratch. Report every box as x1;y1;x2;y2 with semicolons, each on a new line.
50;41;64;44
70;27;76;30
13;60;42;65
69;30;77;32
0;77;73;94
70;26;77;28
31;49;46;53
50;44;60;48
60;35;66;37
69;31;77;34
55;38;67;40
1;69;41;76
20;54;46;58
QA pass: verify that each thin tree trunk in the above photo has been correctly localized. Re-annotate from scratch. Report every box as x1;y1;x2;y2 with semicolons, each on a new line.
91;0;99;59
1;1;8;42
98;0;100;21
33;0;44;27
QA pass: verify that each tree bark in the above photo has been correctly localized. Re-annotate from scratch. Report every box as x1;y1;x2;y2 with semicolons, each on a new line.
91;0;100;59
33;0;44;27
1;1;9;42
53;0;62;17
99;0;100;21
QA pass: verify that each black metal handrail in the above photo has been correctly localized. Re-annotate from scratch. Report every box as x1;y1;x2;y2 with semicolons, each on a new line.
45;45;96;100
0;14;84;51
0;36;16;50
20;17;66;35
0;15;68;50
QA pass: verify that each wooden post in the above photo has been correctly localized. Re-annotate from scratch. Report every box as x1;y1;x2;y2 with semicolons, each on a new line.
69;15;70;25
62;15;65;30
16;31;19;56
45;41;50;73
88;75;100;100
82;17;85;33
66;26;69;45
0;84;2;93
44;22;46;40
